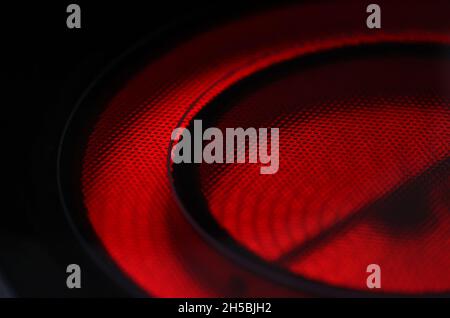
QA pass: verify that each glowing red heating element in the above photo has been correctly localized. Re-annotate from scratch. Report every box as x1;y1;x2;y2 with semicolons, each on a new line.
81;2;450;296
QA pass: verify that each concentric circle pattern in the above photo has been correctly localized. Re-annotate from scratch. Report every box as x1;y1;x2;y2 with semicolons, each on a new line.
181;53;450;294
79;1;450;296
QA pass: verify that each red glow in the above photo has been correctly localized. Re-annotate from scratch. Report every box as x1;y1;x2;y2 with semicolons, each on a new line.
81;2;450;296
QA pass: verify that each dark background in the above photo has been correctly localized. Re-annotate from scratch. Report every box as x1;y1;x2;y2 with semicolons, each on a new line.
2;0;449;301
2;0;283;297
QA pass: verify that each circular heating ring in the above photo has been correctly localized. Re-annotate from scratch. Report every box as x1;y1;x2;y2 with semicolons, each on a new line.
58;2;450;297
171;43;450;295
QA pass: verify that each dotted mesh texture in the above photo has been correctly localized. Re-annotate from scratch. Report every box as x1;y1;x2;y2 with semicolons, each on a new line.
79;1;450;296
191;53;450;294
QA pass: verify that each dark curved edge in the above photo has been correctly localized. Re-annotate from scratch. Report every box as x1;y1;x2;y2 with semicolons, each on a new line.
168;42;450;298
56;0;304;297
